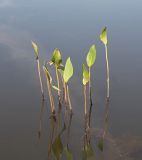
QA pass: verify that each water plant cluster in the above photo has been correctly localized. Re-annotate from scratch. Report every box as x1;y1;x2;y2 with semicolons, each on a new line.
32;27;110;159
32;27;109;116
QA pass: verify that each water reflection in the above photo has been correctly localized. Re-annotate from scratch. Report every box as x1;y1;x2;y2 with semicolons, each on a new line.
37;97;113;159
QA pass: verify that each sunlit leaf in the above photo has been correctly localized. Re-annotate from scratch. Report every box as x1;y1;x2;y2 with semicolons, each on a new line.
98;138;104;152
52;85;61;92
31;41;38;59
51;48;62;67
63;57;73;83
64;147;73;160
82;144;94;160
52;135;63;160
82;64;89;85
86;45;96;67
43;66;52;83
100;27;107;45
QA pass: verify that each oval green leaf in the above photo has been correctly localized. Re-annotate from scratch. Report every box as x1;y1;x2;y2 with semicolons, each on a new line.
86;45;96;68
51;48;62;67
63;57;73;83
82;64;89;85
100;27;107;45
31;41;38;59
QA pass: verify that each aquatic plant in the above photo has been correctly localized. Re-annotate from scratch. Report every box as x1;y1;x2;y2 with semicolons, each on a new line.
63;57;73;111
50;48;62;99
86;45;96;100
32;41;44;100
100;27;110;100
82;64;89;116
43;65;55;114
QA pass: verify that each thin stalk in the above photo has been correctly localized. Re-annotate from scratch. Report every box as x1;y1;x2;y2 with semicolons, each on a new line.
38;99;45;140
67;85;72;111
84;85;87;116
89;67;91;100
46;78;55;113
37;59;44;100
105;44;110;100
64;82;67;105
88;67;92;127
55;67;60;98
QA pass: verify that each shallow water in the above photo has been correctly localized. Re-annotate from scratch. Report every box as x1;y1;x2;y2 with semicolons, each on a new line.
0;0;142;159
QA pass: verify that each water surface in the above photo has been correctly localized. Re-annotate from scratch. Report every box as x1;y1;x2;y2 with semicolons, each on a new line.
0;0;142;159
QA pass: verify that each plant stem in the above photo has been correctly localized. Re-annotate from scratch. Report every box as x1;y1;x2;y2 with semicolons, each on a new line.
64;82;67;105
55;67;60;98
67;84;72;111
89;67;91;98
84;85;87;116
105;44;110;100
46;78;55;113
37;59;44;100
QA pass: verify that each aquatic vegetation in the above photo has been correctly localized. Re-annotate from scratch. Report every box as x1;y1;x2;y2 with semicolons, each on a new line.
32;41;44;100
31;28;110;116
82;64;89;116
43;65;55;114
50;48;62;99
63;57;73;111
100;27;110;100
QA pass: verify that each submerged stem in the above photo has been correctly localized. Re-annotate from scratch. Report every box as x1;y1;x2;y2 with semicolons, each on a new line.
37;59;44;100
105;44;110;100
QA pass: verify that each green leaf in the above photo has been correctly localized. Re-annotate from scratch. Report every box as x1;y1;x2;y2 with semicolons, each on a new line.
82;64;89;85
31;41;38;59
43;66;52;83
100;27;107;45
51;48;62;67
86;45;96;68
82;144;94;160
64;147;73;160
63;57;73;83
98;138;104;152
52;85;61;92
52;135;63;160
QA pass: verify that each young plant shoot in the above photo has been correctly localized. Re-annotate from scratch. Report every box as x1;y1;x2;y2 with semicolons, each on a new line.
32;41;44;100
63;57;73;111
50;48;62;99
100;27;110;100
86;45;96;106
82;64;89;116
43;66;55;114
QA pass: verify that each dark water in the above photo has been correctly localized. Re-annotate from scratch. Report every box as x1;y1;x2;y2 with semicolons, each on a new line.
0;0;142;159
